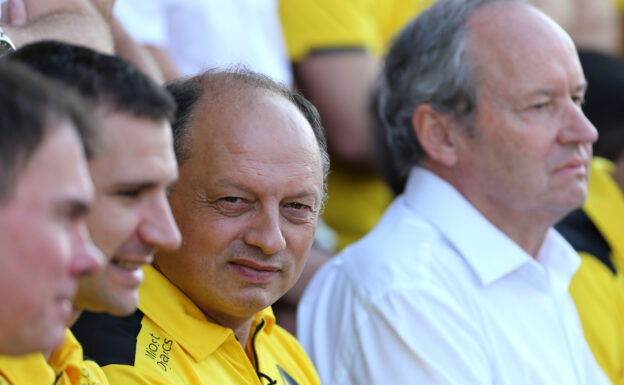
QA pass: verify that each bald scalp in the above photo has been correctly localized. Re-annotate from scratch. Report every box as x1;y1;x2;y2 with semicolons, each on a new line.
166;69;330;182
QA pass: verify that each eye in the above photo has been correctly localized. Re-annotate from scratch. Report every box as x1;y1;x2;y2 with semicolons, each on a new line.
219;197;248;208
283;201;315;223
55;202;89;226
287;202;309;210
117;189;142;198
213;196;251;216
572;94;585;106
529;101;549;110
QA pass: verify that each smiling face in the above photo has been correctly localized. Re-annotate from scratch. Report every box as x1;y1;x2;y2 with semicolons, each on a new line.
155;89;324;331
72;110;181;316
450;4;597;231
0;121;103;354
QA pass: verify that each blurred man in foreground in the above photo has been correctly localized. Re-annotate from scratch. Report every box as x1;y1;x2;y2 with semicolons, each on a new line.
2;40;181;384
0;60;103;358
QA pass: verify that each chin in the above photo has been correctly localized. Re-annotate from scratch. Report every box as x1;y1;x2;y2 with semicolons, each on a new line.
40;324;67;352
105;292;139;316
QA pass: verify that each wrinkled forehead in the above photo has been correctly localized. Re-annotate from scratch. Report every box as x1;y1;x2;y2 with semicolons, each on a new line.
187;89;324;187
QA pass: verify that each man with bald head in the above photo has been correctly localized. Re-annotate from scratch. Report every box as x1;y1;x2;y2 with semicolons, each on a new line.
296;0;610;384
73;69;327;385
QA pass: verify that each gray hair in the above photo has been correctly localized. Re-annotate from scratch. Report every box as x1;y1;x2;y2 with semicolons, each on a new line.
376;0;526;176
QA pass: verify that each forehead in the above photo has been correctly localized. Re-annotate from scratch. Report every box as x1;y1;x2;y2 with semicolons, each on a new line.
90;111;177;182
187;90;323;191
10;121;92;209
467;3;584;94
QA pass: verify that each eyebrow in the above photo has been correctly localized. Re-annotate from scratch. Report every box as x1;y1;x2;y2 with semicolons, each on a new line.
529;83;588;97
215;179;321;200
112;178;177;191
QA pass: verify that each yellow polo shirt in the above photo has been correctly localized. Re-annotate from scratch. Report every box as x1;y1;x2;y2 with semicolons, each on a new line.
0;353;55;385
569;157;624;385
75;265;321;385
0;329;108;385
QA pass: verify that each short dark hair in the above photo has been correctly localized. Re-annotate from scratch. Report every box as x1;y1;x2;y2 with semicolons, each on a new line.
166;69;330;182
8;40;175;121
0;60;98;200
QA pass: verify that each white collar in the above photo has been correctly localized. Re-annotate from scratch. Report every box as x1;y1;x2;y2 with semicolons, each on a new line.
402;166;579;289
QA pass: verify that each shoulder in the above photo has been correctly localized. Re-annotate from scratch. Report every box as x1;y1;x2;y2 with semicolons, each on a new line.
311;199;472;302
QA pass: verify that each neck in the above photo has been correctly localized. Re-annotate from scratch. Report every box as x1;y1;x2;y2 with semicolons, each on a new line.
484;212;550;258
428;163;552;259
199;309;253;348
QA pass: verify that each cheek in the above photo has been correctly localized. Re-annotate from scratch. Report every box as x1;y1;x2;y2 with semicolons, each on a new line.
283;225;316;271
17;234;64;312
188;214;243;250
89;205;140;258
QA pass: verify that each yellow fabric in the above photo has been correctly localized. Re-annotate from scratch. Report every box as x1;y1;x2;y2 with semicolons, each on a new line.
0;353;54;385
49;330;110;385
570;157;624;385
323;170;394;250
102;265;321;385
583;158;624;269
280;0;433;250
280;0;434;61
0;330;109;385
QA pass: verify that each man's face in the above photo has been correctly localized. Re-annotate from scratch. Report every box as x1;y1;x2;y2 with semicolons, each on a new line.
452;5;597;225
155;91;324;328
0;122;103;355
72;111;181;316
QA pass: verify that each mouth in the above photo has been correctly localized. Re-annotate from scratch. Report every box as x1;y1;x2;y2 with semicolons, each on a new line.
108;254;153;287
111;259;148;270
55;286;76;321
228;259;281;284
553;157;587;176
110;252;153;269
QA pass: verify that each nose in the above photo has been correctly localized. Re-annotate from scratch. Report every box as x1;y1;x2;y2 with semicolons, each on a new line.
242;206;286;255
138;192;182;252
69;223;105;277
558;102;598;145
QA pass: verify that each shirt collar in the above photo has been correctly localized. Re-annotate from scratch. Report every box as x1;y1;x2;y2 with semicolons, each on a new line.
0;353;54;384
403;167;579;289
47;329;84;384
139;265;276;362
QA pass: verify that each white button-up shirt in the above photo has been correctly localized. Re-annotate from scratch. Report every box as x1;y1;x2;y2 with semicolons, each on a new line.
297;167;609;385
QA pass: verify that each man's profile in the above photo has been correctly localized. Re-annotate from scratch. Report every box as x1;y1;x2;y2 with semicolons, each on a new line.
0;59;103;357
296;0;609;384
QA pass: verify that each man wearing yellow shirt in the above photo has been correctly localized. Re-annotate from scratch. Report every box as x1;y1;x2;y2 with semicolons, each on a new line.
0;59;102;359
0;41;181;384
73;70;326;384
556;51;624;385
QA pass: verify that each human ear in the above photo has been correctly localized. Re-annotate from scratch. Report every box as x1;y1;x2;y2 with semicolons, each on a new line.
411;104;458;167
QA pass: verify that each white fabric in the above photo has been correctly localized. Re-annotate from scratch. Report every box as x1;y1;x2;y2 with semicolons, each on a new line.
297;166;609;385
113;0;292;85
